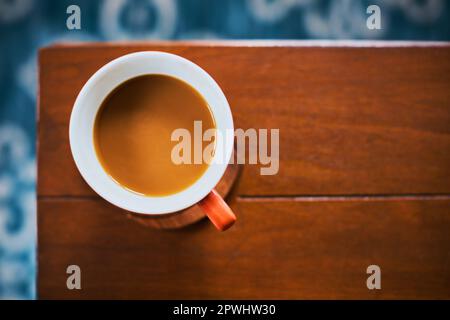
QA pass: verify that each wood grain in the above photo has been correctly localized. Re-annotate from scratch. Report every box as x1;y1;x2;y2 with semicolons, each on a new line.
38;198;450;299
38;43;450;196
38;42;450;299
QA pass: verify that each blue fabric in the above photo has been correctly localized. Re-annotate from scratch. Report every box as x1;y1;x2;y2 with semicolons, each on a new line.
0;0;449;300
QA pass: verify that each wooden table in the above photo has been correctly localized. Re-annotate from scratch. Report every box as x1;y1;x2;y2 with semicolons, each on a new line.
38;41;450;299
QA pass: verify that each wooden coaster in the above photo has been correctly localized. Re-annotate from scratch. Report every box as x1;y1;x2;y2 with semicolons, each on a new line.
125;159;241;229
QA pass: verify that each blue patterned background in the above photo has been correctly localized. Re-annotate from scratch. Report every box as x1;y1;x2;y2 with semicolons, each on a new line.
0;0;449;300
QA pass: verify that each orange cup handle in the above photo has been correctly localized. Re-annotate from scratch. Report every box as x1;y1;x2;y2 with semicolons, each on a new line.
198;189;236;231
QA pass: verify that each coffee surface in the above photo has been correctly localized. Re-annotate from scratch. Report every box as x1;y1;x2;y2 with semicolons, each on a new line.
94;74;215;196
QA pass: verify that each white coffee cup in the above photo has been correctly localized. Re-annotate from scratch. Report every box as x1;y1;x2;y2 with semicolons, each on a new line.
69;51;236;231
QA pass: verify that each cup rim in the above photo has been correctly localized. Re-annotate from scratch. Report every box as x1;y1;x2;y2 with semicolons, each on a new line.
69;51;234;215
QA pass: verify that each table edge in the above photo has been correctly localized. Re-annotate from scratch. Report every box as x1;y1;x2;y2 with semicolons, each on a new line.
39;40;450;51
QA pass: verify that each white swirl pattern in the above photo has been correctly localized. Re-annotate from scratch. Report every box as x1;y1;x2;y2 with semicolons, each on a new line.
100;0;177;39
0;124;36;299
0;0;35;23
